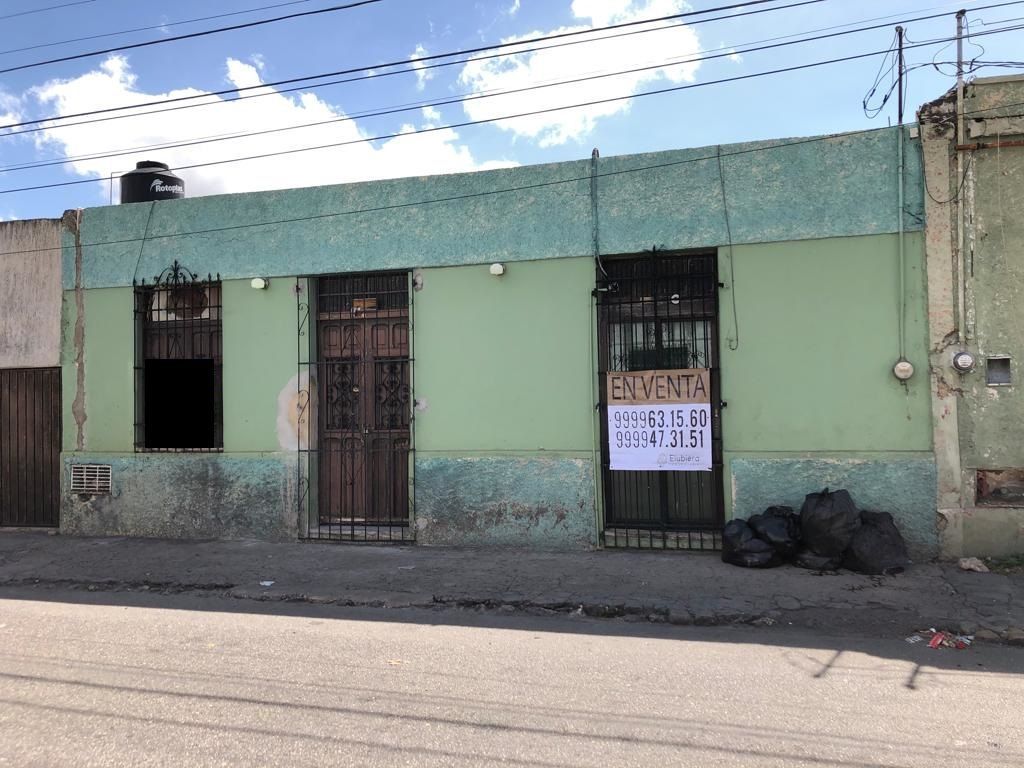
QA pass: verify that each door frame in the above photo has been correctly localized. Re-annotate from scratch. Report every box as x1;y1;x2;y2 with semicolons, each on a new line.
295;271;415;542
594;250;724;550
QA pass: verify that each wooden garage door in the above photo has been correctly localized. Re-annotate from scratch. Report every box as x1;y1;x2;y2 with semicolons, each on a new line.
0;368;61;527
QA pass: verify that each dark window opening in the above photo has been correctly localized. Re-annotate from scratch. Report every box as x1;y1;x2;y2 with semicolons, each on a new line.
977;469;1024;506
144;360;216;449
986;357;1012;386
134;262;222;452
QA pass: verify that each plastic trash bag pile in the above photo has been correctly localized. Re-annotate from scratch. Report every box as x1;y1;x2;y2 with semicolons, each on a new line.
722;488;909;574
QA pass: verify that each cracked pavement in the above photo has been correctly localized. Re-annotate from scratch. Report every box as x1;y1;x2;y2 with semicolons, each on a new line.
0;532;1022;642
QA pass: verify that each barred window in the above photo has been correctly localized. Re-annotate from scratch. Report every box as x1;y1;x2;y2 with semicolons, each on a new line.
134;261;223;451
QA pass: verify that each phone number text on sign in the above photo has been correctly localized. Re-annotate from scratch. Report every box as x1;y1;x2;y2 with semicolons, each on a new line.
606;369;712;472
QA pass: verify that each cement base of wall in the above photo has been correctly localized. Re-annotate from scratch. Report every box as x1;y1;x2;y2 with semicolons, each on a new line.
938;506;1024;559
729;455;939;560
60;453;298;541
414;455;597;549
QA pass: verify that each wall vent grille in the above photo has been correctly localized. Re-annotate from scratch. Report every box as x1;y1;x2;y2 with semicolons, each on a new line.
70;464;112;494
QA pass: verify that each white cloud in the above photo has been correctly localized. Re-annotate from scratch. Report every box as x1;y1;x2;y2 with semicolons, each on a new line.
459;0;701;147
410;44;434;91
0;91;23;133
507;0;521;15
27;56;516;200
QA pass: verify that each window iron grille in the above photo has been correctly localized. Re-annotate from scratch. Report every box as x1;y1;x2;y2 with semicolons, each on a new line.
134;261;223;452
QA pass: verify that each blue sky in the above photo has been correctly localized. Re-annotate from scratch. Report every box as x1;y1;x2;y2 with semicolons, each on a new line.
0;0;1021;220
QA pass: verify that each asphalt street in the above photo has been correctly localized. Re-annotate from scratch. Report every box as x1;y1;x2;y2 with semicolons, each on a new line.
0;589;1021;767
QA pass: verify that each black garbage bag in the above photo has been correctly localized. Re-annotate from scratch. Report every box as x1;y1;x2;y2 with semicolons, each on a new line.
800;488;861;558
843;510;909;575
748;506;801;558
794;549;842;571
722;519;783;568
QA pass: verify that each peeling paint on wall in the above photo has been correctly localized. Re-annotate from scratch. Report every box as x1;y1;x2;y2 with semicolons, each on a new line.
63;209;88;451
276;371;312;451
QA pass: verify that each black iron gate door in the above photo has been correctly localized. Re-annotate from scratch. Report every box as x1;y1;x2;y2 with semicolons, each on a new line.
0;367;61;527
313;274;411;541
596;252;723;549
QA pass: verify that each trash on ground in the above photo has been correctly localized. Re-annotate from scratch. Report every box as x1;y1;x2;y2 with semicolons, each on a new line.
747;506;801;558
721;519;784;568
958;557;990;573
722;488;911;576
793;548;842;571
843;510;909;575
924;630;974;649
259;580;275;587
801;488;861;558
905;634;924;644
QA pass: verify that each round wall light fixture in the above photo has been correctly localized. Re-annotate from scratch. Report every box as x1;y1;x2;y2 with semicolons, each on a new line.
250;277;269;290
489;263;506;277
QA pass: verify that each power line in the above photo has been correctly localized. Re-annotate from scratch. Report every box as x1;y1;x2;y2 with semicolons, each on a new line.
0;13;908;174
2;92;1021;260
0;0;94;22
3;23;1023;197
7;0;1023;140
0;1;314;59
1;103;1015;262
3;13;1014;176
0;0;384;76
1;0;815;132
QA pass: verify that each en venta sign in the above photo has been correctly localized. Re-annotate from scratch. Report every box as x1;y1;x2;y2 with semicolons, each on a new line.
606;369;712;472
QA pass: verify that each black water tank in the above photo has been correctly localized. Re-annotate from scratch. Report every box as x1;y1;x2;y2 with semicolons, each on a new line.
120;160;185;204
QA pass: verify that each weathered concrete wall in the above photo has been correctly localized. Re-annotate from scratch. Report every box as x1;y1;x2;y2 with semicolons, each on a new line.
61;453;297;540
921;75;1024;557
62;127;923;290
0;219;63;368
415;456;595;548
729;455;938;560
54;127;932;547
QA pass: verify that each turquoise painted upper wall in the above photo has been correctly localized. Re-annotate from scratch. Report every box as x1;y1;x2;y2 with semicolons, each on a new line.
62;128;923;290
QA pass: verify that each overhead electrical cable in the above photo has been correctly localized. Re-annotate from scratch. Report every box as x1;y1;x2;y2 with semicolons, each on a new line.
2;98;1021;260
2;21;1022;197
0;1;314;58
2;18;1013;175
0;0;820;131
0;0;384;76
0;0;94;22
6;0;1023;140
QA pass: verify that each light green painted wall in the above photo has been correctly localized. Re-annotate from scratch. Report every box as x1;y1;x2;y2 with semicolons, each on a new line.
719;232;932;453
62;279;297;455
62;286;134;452
414;257;596;453
222;278;296;453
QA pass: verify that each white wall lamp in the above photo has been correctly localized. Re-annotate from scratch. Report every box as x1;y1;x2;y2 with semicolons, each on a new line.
250;277;270;290
489;263;506;277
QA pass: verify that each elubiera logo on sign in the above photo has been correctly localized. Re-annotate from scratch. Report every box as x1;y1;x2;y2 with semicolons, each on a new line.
150;178;183;194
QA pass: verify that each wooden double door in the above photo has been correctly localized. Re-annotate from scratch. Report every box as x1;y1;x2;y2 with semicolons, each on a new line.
316;274;411;528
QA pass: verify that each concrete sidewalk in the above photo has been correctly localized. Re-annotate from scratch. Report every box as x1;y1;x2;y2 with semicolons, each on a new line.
1;532;1021;643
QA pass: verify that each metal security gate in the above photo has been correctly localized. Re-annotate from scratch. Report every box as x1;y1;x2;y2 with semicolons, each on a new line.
298;273;413;542
596;252;723;549
0;368;61;527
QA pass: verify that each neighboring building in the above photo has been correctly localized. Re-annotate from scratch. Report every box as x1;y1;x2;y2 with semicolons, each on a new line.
50;125;940;557
0;218;64;528
920;74;1024;558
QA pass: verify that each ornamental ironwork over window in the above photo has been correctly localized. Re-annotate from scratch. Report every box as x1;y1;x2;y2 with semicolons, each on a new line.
134;261;223;451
